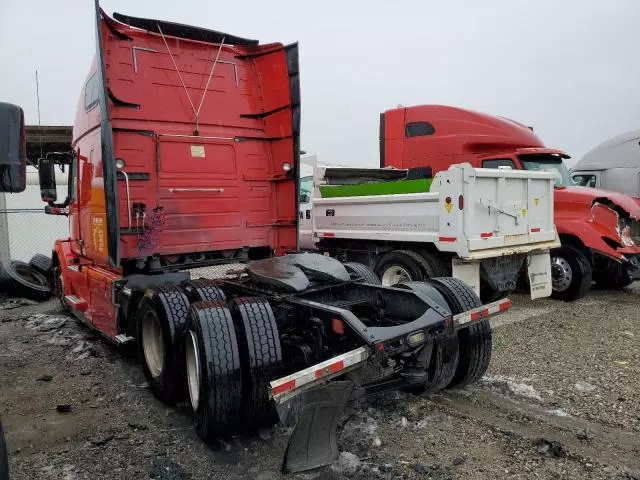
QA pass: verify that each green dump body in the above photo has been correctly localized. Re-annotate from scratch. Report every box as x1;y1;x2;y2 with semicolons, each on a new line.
319;178;432;198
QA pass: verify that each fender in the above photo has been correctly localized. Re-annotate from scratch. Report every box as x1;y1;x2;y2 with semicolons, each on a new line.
53;239;77;268
52;239;80;299
554;218;640;262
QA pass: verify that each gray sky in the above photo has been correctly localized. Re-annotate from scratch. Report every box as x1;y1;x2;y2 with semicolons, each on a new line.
1;0;639;167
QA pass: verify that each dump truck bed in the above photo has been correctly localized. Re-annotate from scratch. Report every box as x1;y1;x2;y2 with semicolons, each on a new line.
312;163;559;260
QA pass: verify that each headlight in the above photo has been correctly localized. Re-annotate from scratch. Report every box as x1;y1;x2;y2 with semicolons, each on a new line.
282;162;292;172
115;158;126;170
621;225;635;246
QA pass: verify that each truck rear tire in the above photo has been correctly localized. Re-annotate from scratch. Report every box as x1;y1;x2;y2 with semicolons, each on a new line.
1;260;52;300
186;301;243;441
137;285;191;404
375;250;440;286
550;245;592;301
232;297;282;426
343;262;381;285
428;277;491;389
182;279;227;303
29;254;53;276
396;281;458;393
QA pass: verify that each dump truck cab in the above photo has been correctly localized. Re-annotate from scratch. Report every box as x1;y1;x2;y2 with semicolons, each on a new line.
381;105;640;299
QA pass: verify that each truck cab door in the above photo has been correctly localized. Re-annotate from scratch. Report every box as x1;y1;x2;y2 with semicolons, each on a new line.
570;171;599;188
298;177;314;250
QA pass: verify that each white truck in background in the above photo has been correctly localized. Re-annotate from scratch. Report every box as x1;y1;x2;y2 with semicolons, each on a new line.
301;162;559;302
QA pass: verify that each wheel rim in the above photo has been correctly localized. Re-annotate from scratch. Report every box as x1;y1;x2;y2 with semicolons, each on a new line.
185;331;201;411
381;265;412;286
141;310;165;379
551;255;573;292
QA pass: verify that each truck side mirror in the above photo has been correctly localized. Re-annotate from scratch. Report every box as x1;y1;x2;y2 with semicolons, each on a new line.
38;157;57;202
0;102;27;193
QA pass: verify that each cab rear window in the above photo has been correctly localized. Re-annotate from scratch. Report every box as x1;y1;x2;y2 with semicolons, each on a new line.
482;159;516;169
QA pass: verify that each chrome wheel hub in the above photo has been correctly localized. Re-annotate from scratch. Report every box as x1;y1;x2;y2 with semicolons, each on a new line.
381;265;412;286
551;256;573;292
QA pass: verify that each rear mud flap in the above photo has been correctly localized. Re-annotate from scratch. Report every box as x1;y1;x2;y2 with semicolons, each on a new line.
279;381;354;473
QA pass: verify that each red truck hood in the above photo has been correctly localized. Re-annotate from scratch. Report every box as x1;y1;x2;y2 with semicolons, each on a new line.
556;186;640;218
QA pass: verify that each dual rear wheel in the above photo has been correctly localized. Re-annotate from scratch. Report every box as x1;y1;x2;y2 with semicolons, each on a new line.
138;272;491;442
400;277;492;394
137;280;282;441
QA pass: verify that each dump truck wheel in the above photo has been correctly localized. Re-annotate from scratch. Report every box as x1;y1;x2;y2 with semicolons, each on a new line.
232;297;282;426
397;281;457;393
137;285;191;404
1;260;52;300
186;301;243;441
418;251;449;277
428;277;491;389
550;245;592;301
29;254;53;276
594;263;633;290
0;417;8;480
480;281;510;303
182;279;227;303
375;250;439;286
344;262;381;285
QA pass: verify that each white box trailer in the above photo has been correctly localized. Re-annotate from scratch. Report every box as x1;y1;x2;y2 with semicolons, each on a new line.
311;163;559;301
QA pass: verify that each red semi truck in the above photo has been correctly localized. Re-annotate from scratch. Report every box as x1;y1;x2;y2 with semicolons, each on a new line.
0;5;514;472
379;105;640;300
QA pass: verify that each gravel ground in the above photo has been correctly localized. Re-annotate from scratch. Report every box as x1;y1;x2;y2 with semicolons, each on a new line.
0;285;639;480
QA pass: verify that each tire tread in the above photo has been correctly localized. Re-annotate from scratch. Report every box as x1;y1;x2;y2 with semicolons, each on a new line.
232;297;282;425
428;277;491;388
189;301;243;440
343;262;381;285
29;254;52;276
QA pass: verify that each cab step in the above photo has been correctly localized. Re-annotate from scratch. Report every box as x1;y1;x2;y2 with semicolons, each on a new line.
64;295;88;312
115;334;135;345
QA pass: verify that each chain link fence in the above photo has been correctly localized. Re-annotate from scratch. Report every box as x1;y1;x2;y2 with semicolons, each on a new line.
0;208;69;265
0;175;70;265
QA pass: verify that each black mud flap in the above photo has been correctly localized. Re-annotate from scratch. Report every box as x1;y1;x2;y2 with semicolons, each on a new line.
279;381;354;473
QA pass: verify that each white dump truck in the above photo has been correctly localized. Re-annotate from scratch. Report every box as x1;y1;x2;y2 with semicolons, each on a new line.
307;163;559;301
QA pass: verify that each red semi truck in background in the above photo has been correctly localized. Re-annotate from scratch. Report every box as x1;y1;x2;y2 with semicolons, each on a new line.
379;105;640;300
0;5;515;473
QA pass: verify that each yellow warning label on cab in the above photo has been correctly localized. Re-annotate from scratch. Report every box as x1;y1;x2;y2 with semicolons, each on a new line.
91;215;106;254
444;203;453;213
521;208;527;217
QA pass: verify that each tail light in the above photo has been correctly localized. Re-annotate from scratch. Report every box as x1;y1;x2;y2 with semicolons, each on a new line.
331;318;345;335
458;195;464;210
